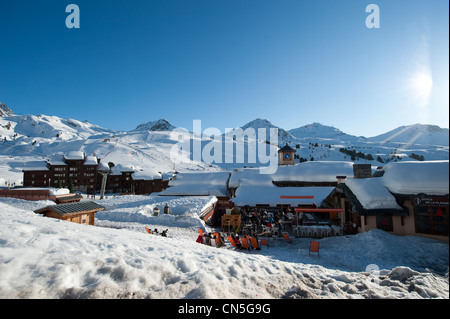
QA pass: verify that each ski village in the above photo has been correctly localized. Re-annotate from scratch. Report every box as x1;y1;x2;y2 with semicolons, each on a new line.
0;103;448;301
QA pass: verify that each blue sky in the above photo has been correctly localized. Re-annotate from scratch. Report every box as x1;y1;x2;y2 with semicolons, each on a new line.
0;0;448;137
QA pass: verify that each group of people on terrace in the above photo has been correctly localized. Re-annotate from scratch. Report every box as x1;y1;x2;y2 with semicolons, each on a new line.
238;206;296;234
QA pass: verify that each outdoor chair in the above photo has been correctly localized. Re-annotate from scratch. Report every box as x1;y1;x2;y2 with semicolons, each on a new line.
282;232;292;243
241;237;251;250
309;241;320;257
250;237;261;250
260;238;269;249
145;227;151;234
227;236;237;248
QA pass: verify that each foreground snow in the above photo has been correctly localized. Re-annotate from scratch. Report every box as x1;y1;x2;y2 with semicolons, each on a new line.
0;195;448;299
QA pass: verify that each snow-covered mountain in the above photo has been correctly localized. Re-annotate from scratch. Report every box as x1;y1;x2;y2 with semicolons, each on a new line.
132;119;176;132
368;124;449;146
0;102;14;117
239;118;295;143
0;111;449;188
289;122;365;143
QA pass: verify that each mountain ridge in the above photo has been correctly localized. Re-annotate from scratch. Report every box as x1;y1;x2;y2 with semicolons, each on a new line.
1;110;449;187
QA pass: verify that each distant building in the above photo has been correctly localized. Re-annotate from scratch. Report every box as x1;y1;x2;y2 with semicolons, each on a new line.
23;151;98;194
22;152;169;195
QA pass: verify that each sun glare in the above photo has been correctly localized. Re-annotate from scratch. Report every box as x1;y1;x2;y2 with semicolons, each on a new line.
408;69;433;109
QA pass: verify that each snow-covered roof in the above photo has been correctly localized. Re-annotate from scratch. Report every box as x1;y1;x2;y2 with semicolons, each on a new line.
272;161;354;182
7;187;70;195
337;161;449;214
46;156;67;166
22;166;49;171
159;172;230;197
381;161;449;196
229;161;354;188
49;188;70;196
228;162;352;207
106;164;134;175
343;178;403;210
64;151;84;161
132;168;162;180
83;156;98;166
232;185;335;207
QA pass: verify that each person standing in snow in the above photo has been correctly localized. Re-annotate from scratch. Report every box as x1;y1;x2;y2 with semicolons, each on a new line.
232;235;242;249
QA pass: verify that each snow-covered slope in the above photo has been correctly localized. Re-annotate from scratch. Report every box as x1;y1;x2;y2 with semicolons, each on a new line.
289;122;365;143
369;124;449;146
240;118;296;143
0;195;448;299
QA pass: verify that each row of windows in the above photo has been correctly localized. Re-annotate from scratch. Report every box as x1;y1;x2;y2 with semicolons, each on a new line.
377;205;449;235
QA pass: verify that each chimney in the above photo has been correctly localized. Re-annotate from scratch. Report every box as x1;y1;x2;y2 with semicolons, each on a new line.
336;176;347;184
353;164;372;179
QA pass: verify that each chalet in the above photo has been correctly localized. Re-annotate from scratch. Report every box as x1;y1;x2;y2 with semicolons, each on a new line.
325;161;449;242
34;201;105;225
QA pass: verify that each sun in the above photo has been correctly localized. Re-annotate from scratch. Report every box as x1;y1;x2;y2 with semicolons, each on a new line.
408;68;433;109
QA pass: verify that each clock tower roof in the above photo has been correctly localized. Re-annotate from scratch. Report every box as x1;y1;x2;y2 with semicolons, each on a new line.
278;143;296;153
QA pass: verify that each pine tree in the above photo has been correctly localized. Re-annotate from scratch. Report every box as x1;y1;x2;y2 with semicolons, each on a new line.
68;178;74;193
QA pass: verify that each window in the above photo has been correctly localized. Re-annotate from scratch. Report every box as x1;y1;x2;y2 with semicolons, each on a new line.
376;215;393;232
414;205;448;236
